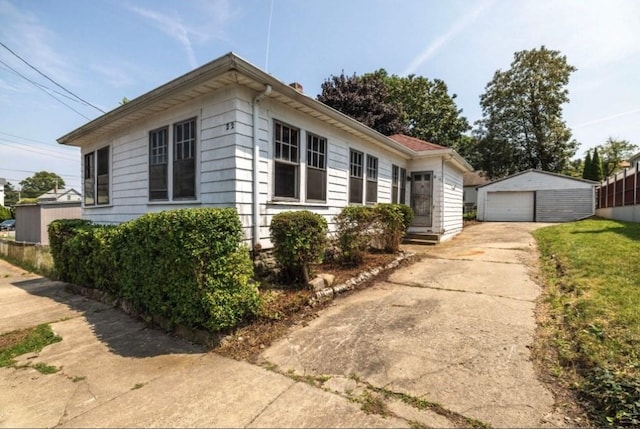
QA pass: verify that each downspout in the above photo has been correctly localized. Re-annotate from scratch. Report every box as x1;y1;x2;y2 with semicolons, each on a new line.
441;157;446;234
252;84;272;249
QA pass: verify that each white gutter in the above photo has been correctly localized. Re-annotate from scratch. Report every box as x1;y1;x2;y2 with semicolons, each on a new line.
252;84;272;249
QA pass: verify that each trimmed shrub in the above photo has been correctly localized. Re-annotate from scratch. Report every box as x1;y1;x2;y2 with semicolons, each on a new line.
48;209;261;333
334;205;377;266
270;210;328;284
373;203;412;252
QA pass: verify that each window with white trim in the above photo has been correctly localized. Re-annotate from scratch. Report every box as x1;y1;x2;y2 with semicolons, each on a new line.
306;133;327;201
392;164;399;204
84;146;110;206
147;118;197;201
274;121;299;199
366;155;378;204
349;149;363;204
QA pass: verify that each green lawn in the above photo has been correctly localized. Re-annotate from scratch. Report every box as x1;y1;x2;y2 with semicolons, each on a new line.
533;219;640;427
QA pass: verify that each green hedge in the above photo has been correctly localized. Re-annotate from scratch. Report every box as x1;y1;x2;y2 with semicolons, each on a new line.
48;208;260;332
270;210;328;284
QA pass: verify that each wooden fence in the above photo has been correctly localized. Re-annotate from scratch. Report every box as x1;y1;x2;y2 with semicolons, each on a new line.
597;164;640;209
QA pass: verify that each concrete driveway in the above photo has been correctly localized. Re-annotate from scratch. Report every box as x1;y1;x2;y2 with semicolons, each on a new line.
261;222;568;428
1;222;568;428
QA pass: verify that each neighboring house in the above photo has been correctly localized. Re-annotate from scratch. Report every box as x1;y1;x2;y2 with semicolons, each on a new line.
14;200;81;245
462;171;489;212
0;178;5;207
37;188;82;203
57;52;472;248
477;169;597;222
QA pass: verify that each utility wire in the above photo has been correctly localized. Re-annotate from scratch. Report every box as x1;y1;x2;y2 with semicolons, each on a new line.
0;40;105;113
0;58;91;120
0;167;79;179
0;140;79;161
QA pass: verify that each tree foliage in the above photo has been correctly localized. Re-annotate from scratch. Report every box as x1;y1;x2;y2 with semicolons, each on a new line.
591;147;603;180
473;46;578;178
318;69;469;147
582;151;593;180
19;171;66;198
595;138;637;177
3;182;19;206
317;71;405;136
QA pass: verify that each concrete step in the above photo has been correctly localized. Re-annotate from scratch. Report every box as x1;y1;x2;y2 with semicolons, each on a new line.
403;234;440;245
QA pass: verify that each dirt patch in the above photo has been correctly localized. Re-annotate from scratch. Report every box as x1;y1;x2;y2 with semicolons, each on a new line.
215;252;403;363
0;327;34;351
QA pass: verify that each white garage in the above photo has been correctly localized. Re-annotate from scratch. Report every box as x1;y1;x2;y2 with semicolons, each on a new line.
477;170;597;222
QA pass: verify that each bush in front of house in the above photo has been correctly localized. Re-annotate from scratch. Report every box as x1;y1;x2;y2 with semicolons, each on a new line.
334;204;412;265
48;208;261;332
334;205;378;266
269;210;328;285
373;203;413;253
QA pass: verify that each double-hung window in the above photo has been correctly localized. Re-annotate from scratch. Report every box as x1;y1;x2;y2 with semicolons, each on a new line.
399;167;407;204
84;146;110;206
349;149;364;204
274;121;299;199
392;165;399;204
149;127;168;200
148;118;196;201
366;155;378;204
306;133;327;202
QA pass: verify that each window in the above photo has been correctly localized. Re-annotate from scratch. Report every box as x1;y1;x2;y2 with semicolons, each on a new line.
84;147;110;206
173;118;196;199
306;133;327;201
399;167;407;204
366;155;378;204
149;127;168;200
349;149;363;204
392;165;399;204
84;153;95;206
274;121;299;199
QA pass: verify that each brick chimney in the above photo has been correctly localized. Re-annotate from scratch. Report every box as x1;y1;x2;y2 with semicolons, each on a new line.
289;82;303;93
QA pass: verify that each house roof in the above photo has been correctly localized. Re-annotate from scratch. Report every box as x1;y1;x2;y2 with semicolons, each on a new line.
388;134;447;151
463;170;490;187
57;52;472;173
478;169;599;189
37;188;81;200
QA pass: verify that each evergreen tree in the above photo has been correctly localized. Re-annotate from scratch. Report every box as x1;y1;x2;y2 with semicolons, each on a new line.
582;151;592;179
591;147;604;181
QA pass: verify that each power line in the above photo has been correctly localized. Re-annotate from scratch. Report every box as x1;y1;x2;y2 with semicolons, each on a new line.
0;167;79;179
0;58;92;120
0;140;79;161
0;40;105;114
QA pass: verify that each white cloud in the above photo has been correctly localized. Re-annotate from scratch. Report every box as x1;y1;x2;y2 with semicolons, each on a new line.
573;108;640;130
126;0;233;69
402;0;496;76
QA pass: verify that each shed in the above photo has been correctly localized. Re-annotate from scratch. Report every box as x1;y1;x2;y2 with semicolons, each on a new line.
477;169;597;222
14;201;81;245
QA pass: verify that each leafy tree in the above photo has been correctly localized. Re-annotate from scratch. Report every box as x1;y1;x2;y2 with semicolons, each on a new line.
318;71;405;136
582;151;592;180
317;69;469;147
3;182;19;206
19;171;66;198
595;138;637;177
562;157;584;178
383;72;470;147
473;46;578;178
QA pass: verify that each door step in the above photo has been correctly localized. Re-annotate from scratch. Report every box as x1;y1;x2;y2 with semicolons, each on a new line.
403;233;440;245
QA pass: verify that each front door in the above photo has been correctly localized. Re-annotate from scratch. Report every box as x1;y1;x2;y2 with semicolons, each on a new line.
411;172;433;227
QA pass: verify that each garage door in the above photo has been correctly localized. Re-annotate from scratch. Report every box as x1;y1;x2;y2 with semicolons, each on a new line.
485;191;534;221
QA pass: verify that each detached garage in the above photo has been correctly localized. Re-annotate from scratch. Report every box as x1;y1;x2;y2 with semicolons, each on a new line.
477;170;597;222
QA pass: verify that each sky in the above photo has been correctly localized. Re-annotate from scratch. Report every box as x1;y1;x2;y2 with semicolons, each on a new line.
1;0;640;191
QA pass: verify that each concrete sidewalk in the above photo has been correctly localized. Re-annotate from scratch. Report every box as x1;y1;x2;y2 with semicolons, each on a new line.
0;261;405;428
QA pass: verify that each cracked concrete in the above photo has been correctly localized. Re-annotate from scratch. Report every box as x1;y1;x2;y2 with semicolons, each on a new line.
262;222;568;428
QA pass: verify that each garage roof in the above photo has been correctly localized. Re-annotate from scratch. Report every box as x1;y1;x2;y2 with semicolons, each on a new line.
478;169;598;189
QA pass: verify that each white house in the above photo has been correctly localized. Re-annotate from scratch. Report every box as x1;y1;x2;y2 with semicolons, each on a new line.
37;188;82;203
477;169;597;222
57;52;471;248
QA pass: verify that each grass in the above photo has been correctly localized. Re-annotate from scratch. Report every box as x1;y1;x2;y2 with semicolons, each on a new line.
533;218;640;427
0;324;62;368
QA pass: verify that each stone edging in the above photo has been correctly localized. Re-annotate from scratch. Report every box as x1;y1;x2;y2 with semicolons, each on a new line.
311;251;415;305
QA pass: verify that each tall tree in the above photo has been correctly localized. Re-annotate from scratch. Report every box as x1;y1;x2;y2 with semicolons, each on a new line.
582;151;592;179
318;71;405;136
591;147;604;181
3;182;19;206
383;72;470;147
596;137;637;177
564;157;584;178
19;171;66;198
317;69;469;147
473;46;578;178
